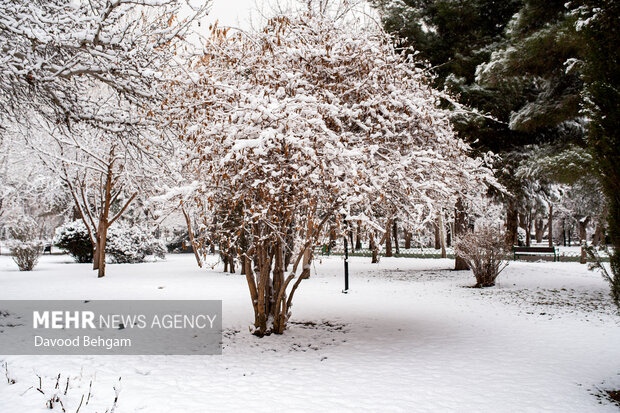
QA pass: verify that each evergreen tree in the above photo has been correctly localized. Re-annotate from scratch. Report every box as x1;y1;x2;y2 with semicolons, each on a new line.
374;0;596;248
578;0;620;305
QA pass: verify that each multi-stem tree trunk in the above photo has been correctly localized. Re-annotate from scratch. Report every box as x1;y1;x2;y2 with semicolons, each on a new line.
242;211;333;337
454;198;469;270
245;240;313;336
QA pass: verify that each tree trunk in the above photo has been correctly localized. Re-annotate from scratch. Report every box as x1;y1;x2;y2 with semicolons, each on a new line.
229;254;235;273
520;211;532;247
248;238;313;337
393;220;399;254
454;198;469;270
328;226;336;255
182;207;203;268
434;223;441;250
93;164;114;278
506;204;519;247
385;221;393;257
370;233;378;263
438;213;447;259
95;222;109;278
592;221;605;246
548;203;554;247
348;229;354;253
562;219;566;246
579;216;591;264
534;217;544;243
355;221;362;250
404;230;412;249
67;156;136;279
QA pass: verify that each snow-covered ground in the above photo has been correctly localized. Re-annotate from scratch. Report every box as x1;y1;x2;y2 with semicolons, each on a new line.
0;254;619;412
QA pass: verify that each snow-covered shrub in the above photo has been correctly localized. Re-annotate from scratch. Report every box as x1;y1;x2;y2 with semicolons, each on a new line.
6;216;44;271
106;224;166;264
54;220;93;263
586;245;620;308
454;225;509;287
9;241;44;271
54;221;166;264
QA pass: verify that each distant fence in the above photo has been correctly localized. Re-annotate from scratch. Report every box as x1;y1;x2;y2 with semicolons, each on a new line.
316;246;610;262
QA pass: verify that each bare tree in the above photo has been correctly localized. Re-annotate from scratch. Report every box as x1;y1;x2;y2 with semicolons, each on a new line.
1;1;209;276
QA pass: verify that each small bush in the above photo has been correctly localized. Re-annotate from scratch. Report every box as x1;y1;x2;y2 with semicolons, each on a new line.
9;240;44;271
454;225;509;287
586;244;620;308
6;216;44;271
54;220;93;263
106;223;166;264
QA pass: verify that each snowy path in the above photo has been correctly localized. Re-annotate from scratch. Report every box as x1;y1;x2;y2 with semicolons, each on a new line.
0;254;619;412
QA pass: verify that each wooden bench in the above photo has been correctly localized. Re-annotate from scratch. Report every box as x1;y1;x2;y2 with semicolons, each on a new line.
513;246;557;262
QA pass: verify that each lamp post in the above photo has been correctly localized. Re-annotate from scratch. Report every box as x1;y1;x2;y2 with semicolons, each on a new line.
343;232;349;294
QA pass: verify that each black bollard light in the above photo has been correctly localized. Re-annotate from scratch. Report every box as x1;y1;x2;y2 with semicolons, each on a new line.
343;233;349;293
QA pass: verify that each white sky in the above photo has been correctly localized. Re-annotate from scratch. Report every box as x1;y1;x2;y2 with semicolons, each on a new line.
201;1;379;33
205;0;268;30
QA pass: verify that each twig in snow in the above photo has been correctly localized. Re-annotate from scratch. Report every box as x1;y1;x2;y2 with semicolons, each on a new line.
36;375;44;394
110;377;122;413
86;380;92;405
4;362;16;384
75;394;84;413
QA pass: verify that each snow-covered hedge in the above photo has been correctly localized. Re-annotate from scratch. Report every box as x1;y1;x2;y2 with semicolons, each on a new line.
106;223;166;264
54;220;93;263
54;220;166;264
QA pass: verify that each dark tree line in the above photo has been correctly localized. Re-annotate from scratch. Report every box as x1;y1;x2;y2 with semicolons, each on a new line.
374;0;619;303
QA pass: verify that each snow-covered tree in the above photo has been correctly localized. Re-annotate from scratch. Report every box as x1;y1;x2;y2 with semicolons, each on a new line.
24;124;171;277
0;133;71;240
1;0;209;277
168;9;496;336
0;0;208;132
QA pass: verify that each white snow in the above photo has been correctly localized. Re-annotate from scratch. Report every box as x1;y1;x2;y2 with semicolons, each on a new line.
0;254;619;412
